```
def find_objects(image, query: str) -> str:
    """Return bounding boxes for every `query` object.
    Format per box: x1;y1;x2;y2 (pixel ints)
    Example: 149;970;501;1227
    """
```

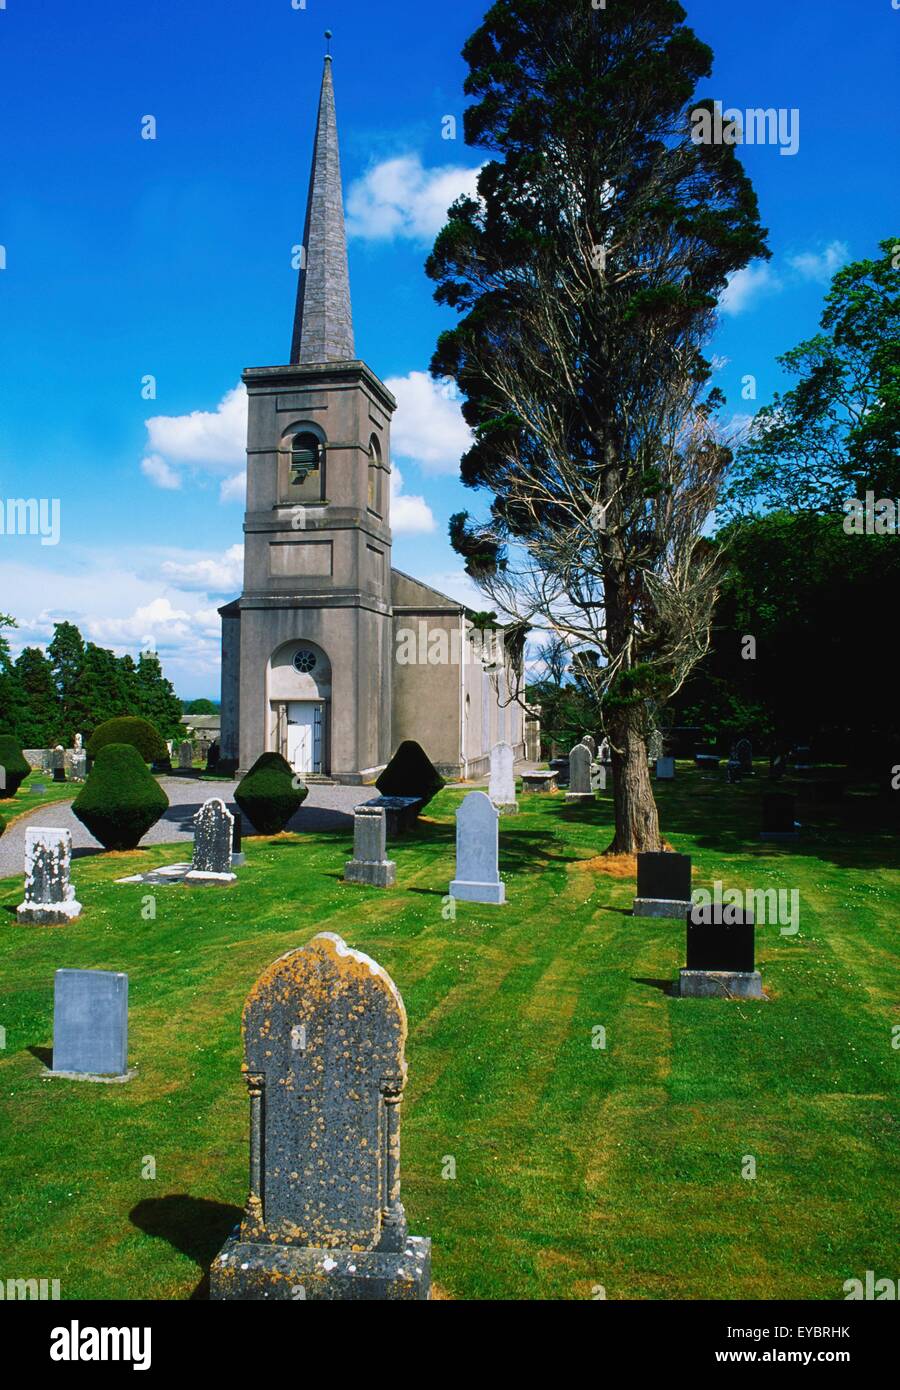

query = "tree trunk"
606;704;663;854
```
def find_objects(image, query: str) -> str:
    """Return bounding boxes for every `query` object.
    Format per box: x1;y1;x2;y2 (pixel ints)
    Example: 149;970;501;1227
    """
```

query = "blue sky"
0;0;897;695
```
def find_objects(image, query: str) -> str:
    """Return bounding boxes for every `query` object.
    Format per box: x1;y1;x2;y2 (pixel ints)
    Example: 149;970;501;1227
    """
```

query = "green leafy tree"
427;0;768;851
726;237;900;516
183;697;218;715
14;647;61;746
47;621;86;725
0;615;25;737
134;651;185;742
66;643;132;741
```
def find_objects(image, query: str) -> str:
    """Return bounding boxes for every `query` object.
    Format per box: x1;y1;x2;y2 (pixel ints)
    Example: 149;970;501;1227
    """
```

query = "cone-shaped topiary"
235;751;308;835
0;811;6;838
72;743;169;849
0;736;30;798
86;716;167;764
375;740;444;808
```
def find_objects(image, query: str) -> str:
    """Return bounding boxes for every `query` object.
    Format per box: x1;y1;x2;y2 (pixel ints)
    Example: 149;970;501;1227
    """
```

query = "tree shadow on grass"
130;1194;243;1301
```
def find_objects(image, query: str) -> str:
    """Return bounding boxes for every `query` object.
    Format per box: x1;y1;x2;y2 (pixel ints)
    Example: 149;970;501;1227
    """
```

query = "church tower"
220;53;396;781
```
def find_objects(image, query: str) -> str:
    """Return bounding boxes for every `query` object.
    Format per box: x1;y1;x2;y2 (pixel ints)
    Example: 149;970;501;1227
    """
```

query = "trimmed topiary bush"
72;743;169;850
375;740;445;808
0;736;30;798
235;751;308;835
0;811;6;838
86;717;167;764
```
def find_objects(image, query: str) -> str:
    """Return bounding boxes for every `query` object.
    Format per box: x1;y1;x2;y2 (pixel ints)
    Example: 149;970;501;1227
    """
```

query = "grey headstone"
51;969;128;1076
648;729;664;763
598;737;611;765
210;932;430;1299
186;798;236;883
178;740;194;769
566;743;595;803
17;827;82;924
488;741;517;813
580;735;597;758
345;805;396;887
449;790;505;905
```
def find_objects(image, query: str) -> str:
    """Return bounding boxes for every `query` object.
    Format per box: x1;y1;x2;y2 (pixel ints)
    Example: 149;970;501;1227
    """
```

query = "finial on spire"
324;30;332;58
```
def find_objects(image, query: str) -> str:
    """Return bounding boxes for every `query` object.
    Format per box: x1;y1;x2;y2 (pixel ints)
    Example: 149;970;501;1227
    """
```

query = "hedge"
86;717;167;764
72;743;169;850
235;752;308;835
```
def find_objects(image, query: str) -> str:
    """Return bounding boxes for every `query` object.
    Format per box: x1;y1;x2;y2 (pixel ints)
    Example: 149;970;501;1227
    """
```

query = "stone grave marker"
581;734;597;758
17;827;82;924
598;737;611;765
633;851;692;919
761;793;799;841
178;740;194;770
70;750;88;782
231;808;245;865
678;904;762;998
521;770;558;793
488;741;518;814
655;756;675;780
735;738;753;774
565;743;595;804
51;745;66;782
210;932;430;1299
449;790;506;904
47;969;133;1078
345;805;396;887
185;798;236;883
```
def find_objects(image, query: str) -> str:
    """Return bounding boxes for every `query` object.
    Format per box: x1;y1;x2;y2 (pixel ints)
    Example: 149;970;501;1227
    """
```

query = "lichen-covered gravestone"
70;750;88;782
178;740;193;770
185;798;236;884
565;743;595;804
48;968;132;1079
449;789;505;904
488;741;518;814
210;932;430;1300
16;827;82;924
345;805;396;887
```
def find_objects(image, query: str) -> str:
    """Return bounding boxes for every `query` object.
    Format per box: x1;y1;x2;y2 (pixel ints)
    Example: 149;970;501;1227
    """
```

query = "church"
219;54;528;783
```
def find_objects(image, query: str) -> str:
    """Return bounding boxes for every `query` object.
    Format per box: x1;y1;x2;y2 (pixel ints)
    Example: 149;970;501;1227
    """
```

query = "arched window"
290;432;321;486
367;435;382;514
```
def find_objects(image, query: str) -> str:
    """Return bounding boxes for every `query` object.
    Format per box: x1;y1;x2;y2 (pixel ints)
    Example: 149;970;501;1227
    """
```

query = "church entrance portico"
267;639;331;776
284;700;324;775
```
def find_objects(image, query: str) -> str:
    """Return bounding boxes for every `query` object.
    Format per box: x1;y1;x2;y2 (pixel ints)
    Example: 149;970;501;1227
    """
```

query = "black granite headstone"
637;852;692;903
686;904;755;972
231;810;242;855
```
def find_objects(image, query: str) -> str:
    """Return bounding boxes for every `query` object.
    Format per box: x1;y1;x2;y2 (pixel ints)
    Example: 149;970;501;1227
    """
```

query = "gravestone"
633;851;692;919
449;790;505;904
735;738;753;775
185;798;236;883
47;969;132;1079
488;741;518;814
345;805;396;887
361;795;421;838
70;750;87;782
52;745;66;782
761;793;799;841
210;932;430;1300
565;743;595;804
521;769;558;794
73;733;83;753
598;737;612;766
178;740;194;770
648;729;664;764
231;808;245;865
581;734;597;758
655;756;675;780
16;827;82;924
678;904;762;998
549;756;570;787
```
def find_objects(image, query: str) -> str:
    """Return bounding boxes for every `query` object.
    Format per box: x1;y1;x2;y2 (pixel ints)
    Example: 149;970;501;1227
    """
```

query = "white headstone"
449;790;505;905
16;827;82;924
488;742;517;813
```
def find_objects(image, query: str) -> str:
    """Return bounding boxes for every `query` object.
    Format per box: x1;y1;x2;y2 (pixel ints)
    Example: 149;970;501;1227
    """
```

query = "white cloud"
161;544;245;594
220;471;246;504
346;154;483;243
788;239;849;284
719;263;783;316
390;467;436;535
141;454;182;490
385;370;473;475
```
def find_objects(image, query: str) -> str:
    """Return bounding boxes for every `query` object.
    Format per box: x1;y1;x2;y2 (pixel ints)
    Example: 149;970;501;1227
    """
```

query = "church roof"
290;56;355;366
391;568;465;613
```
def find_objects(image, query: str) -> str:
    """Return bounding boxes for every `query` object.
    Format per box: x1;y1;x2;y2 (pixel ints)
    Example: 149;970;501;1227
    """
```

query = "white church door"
286;701;322;774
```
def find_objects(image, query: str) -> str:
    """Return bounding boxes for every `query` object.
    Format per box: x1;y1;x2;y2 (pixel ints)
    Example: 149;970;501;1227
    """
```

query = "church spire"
290;45;355;365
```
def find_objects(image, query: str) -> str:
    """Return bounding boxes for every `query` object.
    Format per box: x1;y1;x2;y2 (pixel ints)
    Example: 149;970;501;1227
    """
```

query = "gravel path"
0;777;368;878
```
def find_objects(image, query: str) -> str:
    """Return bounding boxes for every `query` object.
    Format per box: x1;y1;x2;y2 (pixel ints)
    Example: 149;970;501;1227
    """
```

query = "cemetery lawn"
0;773;82;827
0;769;897;1300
